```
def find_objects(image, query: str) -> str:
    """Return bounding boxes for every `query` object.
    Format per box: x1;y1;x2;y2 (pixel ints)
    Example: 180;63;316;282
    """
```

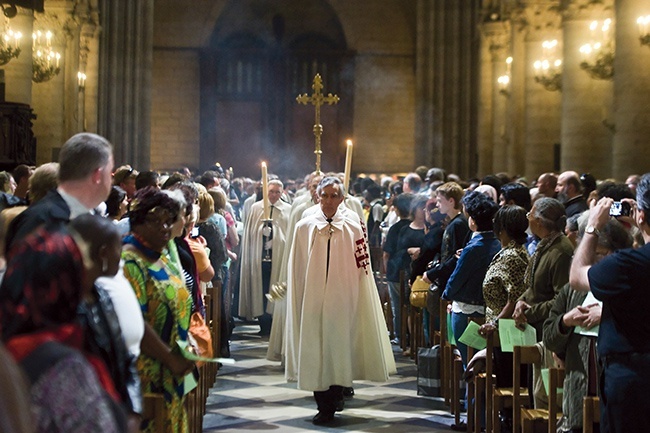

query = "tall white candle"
261;161;270;219
343;139;353;195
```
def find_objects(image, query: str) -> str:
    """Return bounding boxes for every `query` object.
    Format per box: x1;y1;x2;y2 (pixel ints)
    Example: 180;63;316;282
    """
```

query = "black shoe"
335;399;344;412
312;411;335;425
343;387;354;398
451;421;467;431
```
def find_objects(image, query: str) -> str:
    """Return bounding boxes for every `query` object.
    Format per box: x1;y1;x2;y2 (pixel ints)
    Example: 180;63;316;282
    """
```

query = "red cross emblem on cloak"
355;238;370;274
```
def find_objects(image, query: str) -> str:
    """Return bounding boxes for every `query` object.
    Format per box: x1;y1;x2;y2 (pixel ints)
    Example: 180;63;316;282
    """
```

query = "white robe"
285;207;396;391
266;197;316;361
238;199;291;320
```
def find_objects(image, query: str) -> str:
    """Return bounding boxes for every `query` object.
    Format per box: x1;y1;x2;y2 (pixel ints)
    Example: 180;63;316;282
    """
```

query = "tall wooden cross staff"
296;73;339;173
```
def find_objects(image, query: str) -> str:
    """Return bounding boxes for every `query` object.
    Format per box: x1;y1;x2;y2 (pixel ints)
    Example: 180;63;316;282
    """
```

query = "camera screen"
609;201;630;217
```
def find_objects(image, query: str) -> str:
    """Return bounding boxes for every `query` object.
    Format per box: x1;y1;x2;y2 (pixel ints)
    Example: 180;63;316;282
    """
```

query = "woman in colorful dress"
122;187;195;433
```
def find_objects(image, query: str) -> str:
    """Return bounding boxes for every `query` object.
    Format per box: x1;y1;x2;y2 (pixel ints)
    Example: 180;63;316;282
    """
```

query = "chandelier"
32;30;61;83
497;56;512;97
0;17;21;66
533;40;562;92
638;15;650;47
579;19;614;80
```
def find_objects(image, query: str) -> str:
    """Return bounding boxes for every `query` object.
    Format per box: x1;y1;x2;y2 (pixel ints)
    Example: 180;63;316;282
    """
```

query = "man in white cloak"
285;176;396;425
266;173;321;361
238;179;291;334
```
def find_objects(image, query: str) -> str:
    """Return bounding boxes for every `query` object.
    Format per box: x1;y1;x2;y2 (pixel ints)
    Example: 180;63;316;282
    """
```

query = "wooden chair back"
142;393;166;433
513;345;541;433
582;396;600;433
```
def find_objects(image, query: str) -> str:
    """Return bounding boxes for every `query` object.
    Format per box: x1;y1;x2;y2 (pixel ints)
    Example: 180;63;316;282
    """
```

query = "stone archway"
200;0;354;178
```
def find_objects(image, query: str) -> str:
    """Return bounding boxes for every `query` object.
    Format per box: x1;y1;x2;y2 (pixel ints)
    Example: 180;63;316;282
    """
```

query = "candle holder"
637;15;650;47
0;20;21;66
497;56;512;97
32;30;61;83
533;40;563;92
266;282;287;302
578;19;614;81
261;218;273;263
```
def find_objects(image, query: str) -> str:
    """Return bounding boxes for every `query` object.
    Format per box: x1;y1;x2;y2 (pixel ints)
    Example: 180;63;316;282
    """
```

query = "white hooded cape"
238;199;291;320
284;207;396;391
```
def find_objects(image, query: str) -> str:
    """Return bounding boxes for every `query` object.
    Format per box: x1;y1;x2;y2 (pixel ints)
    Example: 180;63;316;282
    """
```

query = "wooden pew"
520;367;564;433
141;393;165;433
512;345;542;433
582;396;600;433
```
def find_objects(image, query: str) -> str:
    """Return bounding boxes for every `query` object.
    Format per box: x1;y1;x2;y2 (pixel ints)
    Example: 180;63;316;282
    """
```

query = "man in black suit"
6;132;114;251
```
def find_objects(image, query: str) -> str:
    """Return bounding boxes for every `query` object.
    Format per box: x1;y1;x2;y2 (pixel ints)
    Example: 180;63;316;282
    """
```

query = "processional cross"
296;73;339;173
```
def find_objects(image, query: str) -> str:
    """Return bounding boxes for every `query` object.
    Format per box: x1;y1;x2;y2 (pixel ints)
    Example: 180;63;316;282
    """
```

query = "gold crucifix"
296;73;340;173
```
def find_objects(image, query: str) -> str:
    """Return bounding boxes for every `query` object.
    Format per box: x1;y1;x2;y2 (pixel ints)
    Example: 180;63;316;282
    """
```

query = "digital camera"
609;201;631;217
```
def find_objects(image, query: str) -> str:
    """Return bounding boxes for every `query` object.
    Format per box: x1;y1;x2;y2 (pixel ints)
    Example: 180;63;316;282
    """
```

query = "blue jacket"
442;231;501;305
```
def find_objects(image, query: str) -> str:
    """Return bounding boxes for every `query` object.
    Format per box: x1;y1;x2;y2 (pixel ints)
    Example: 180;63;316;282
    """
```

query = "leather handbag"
409;276;430;308
188;312;213;364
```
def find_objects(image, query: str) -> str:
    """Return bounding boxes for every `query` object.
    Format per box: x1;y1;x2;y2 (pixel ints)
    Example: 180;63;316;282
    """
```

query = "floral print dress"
122;248;192;433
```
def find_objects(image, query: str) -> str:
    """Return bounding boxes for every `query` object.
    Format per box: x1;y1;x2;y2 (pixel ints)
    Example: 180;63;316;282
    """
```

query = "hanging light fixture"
32;30;61;83
533;40;562;92
0;16;20;65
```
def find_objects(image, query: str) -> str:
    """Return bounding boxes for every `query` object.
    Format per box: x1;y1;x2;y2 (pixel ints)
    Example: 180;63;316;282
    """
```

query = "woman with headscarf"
0;226;125;432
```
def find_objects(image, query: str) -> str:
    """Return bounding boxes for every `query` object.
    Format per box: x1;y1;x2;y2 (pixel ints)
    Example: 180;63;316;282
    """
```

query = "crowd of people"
0;132;647;433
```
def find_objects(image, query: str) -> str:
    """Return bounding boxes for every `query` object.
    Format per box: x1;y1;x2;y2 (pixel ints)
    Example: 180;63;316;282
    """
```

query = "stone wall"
150;0;416;176
150;49;201;172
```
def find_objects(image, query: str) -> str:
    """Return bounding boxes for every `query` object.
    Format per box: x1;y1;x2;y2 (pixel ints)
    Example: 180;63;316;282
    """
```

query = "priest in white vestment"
285;176;396;425
238;179;291;334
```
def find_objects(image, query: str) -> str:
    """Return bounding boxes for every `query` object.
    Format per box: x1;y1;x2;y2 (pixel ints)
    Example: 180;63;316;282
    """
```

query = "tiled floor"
203;323;464;432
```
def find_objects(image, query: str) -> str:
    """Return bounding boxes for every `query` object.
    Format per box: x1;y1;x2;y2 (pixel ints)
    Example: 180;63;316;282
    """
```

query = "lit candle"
343;139;353;195
55;52;60;68
46;30;51;47
261;161;270;219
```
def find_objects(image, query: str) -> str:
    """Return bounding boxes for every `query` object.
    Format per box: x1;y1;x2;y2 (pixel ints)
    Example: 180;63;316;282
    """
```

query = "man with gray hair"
569;173;650;433
6;132;114;250
285;176;395;425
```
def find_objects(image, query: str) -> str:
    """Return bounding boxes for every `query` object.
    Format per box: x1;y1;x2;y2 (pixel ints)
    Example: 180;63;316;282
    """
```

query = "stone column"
478;19;510;177
560;1;613;179
77;2;100;134
510;2;562;181
98;0;153;168
414;0;437;168
506;21;527;178
611;0;650;180
489;23;511;175
4;7;34;105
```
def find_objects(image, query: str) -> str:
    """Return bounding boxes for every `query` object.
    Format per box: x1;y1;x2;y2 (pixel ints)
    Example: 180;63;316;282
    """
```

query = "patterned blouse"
122;248;192;433
482;241;530;323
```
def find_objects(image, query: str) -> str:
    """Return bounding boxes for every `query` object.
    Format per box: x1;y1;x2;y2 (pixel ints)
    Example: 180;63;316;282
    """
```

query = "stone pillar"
510;2;562;181
504;5;528;178
77;2;100;134
612;0;650;180
478;19;510;177
560;1;613;179
488;23;511;175
4;7;33;105
414;0;437;168
98;0;153;168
